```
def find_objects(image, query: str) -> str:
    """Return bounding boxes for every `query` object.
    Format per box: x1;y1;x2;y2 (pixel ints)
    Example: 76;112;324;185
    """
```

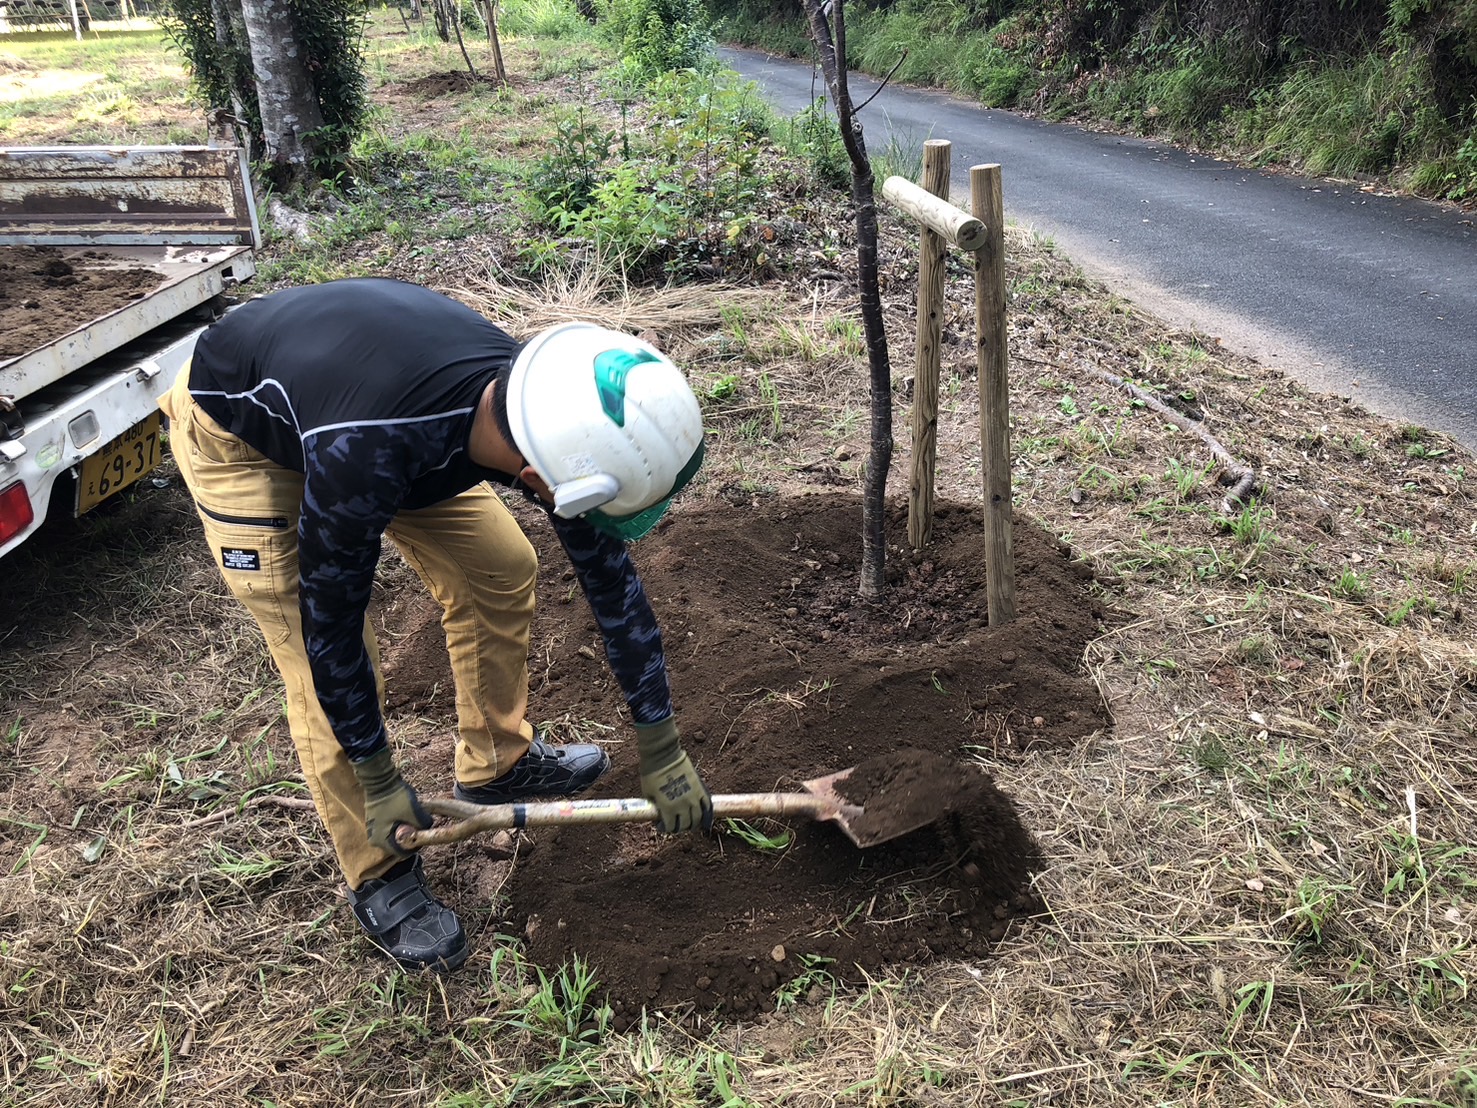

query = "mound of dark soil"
399;70;500;96
0;246;162;359
382;492;1109;1019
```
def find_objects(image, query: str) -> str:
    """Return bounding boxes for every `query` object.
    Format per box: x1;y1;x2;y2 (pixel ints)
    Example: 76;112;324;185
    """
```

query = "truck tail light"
0;481;35;547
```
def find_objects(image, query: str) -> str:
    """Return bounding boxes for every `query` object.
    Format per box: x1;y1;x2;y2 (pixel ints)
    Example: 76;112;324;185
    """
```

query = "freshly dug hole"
513;754;1041;1024
384;493;1107;1019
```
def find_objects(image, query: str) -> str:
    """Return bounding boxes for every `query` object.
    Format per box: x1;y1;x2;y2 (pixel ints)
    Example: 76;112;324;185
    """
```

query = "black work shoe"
453;738;610;805
349;856;468;972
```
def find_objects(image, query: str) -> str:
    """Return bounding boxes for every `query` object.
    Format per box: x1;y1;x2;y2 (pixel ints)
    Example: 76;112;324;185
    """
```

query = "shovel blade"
801;766;934;849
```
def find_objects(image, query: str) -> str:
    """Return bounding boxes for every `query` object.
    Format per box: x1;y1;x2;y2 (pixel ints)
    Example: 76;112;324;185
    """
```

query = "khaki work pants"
160;367;537;887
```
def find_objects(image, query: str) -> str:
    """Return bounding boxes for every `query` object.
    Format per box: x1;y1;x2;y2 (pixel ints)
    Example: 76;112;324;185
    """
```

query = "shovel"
396;767;923;851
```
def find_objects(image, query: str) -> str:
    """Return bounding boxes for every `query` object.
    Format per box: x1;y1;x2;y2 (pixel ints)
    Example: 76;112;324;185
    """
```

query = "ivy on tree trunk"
801;0;893;598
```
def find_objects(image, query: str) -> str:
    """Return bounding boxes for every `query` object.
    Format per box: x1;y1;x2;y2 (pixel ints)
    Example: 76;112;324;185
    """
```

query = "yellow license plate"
78;410;165;514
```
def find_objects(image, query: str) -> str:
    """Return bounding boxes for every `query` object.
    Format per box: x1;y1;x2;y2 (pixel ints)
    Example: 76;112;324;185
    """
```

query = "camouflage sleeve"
548;509;675;725
298;426;420;762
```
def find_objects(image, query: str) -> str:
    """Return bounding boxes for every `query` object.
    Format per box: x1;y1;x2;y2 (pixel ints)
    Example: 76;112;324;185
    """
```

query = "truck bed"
0;241;254;401
0;144;260;557
0;144;261;404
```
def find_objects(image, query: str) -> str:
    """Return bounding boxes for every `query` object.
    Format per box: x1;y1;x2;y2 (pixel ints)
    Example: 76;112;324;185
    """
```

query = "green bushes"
598;0;712;74
704;0;1477;198
527;70;780;277
500;0;589;38
781;100;850;188
848;6;960;89
1082;42;1253;134
954;40;1030;106
1235;54;1414;178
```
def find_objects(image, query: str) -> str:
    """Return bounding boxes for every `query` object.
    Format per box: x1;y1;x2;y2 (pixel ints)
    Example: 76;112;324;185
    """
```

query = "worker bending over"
159;277;711;971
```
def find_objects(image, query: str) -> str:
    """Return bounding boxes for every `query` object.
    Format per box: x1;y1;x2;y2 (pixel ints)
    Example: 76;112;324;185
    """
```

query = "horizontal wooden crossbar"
881;175;987;251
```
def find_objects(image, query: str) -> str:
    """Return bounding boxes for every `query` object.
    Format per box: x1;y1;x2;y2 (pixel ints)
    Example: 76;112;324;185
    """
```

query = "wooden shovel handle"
398;792;832;849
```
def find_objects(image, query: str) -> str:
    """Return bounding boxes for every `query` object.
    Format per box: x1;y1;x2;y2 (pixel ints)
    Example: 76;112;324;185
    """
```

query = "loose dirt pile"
837;747;990;844
380;492;1108;1019
0;246;163;360
399;70;501;96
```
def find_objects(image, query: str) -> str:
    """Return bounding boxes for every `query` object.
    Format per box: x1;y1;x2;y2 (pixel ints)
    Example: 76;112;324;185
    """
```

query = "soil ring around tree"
382;492;1111;1022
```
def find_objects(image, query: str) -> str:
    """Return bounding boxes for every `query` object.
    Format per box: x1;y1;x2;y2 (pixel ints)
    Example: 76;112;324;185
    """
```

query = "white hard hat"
505;322;705;540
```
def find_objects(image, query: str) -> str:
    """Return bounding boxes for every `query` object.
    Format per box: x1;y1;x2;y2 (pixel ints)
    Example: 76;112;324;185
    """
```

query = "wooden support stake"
908;139;950;551
972;164;1016;626
881;176;987;251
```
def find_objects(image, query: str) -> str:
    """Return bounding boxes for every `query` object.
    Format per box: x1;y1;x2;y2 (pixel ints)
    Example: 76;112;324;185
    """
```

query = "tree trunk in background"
483;0;507;84
446;0;479;79
238;0;327;190
802;0;892;599
208;0;252;151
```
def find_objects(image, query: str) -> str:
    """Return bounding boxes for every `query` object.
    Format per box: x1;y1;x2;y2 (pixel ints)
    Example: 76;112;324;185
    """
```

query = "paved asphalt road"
720;46;1477;451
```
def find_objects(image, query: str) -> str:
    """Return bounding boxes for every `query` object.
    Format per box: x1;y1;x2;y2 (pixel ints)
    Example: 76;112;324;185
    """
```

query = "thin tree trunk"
446;0;478;79
208;0;251;151
482;0;507;83
238;0;327;190
803;0;892;599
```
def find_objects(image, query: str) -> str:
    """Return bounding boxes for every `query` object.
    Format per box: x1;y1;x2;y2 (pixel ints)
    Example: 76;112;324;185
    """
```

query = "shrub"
954;37;1032;105
1234;53;1415;177
783;99;850;190
527;70;778;277
532;110;618;215
598;0;711;74
501;0;587;39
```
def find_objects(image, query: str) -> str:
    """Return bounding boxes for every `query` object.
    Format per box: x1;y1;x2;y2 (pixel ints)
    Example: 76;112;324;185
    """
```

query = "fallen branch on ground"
174;793;316;833
1019;351;1259;514
1086;364;1258;513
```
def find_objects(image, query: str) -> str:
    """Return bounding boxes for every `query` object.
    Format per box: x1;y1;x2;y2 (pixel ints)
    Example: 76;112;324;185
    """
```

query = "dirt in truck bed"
0;245;164;360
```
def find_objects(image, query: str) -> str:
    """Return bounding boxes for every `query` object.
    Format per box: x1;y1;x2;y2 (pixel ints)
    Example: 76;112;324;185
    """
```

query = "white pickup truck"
0;145;259;557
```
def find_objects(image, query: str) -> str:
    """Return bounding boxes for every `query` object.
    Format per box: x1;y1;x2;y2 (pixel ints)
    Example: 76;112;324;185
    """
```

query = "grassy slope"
1;10;1475;1107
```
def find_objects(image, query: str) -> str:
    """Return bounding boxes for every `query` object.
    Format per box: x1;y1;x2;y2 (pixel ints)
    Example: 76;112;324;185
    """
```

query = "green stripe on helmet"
593;348;663;427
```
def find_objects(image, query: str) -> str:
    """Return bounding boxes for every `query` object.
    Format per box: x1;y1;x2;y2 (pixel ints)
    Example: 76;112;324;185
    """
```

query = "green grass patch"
0;25;198;144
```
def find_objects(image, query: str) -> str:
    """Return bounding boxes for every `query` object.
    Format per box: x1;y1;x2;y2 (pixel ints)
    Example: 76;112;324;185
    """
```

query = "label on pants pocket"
222;547;262;571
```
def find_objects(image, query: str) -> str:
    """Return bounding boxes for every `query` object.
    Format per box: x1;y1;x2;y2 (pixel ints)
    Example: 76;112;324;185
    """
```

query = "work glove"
351;747;431;857
635;717;713;834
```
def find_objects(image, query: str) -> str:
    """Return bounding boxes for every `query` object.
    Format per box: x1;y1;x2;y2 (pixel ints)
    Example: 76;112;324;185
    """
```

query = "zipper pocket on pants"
200;504;291;529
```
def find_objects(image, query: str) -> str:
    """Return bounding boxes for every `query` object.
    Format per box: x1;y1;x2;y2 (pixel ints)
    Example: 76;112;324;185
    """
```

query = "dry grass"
450;255;777;339
2;10;1475;1108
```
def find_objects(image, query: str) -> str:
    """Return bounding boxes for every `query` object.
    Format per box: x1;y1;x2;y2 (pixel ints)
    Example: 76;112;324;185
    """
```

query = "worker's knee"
500;528;539;600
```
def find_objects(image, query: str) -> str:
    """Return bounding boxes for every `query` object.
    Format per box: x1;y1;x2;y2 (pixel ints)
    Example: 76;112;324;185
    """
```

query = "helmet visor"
580;436;705;542
584;498;673;541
